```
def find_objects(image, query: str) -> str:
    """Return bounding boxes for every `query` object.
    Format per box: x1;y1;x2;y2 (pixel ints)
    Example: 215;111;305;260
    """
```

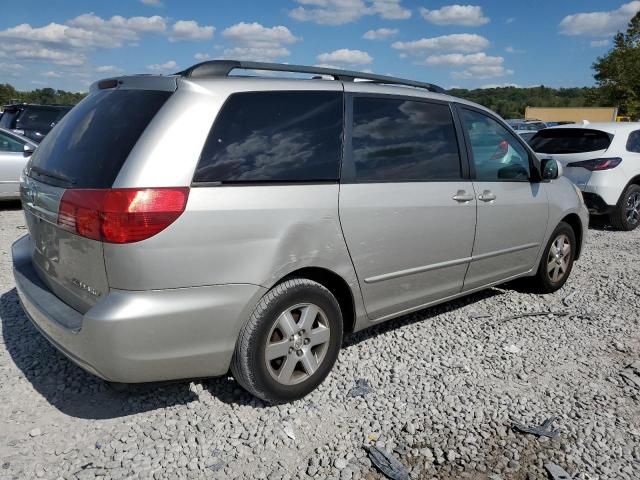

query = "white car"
0;127;36;199
529;122;640;230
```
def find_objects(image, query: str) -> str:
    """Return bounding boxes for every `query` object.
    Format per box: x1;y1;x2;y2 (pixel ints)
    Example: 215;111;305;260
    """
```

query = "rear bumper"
582;192;616;215
12;234;266;383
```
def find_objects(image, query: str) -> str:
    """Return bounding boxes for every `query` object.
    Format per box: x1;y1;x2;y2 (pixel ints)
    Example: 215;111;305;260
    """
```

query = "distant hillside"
448;86;602;119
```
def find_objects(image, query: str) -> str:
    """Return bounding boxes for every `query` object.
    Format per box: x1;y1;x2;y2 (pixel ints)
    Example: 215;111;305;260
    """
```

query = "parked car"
529;122;640;230
517;131;537;144
0;127;36;199
0;103;72;143
11;61;587;402
506;119;548;131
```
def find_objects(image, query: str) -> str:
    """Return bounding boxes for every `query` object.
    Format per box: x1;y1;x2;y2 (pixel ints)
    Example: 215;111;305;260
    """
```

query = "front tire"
231;278;343;403
610;184;640;231
529;221;576;293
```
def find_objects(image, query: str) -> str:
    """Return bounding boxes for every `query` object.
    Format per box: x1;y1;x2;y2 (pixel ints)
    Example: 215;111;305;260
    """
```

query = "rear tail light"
58;187;189;243
566;157;622;171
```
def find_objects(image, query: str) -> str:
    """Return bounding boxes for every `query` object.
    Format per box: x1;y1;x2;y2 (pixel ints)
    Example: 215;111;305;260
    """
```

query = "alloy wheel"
625;191;640;225
547;234;571;283
265;303;331;386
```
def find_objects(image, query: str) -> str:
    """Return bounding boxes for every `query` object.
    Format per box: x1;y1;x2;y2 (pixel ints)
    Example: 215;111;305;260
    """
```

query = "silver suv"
12;61;588;402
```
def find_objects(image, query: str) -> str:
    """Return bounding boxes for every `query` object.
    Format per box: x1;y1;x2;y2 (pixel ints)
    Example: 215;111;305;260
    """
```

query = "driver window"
462;109;531;182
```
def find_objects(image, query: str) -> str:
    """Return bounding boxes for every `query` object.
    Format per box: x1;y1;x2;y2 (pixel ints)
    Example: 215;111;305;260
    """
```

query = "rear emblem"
71;278;101;297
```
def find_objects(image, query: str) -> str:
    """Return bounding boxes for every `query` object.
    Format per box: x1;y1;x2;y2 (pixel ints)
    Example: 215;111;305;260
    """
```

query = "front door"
339;93;476;320
458;106;549;291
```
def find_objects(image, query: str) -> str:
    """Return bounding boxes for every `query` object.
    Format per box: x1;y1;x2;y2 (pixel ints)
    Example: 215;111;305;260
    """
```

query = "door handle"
452;190;475;202
478;190;497;202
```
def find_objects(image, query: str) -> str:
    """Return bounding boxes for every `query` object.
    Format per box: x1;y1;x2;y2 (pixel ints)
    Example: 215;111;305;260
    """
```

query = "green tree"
592;11;640;118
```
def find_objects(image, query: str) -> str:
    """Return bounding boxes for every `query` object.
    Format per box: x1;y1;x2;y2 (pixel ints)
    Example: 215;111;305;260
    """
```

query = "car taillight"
566;157;622;171
58;187;189;243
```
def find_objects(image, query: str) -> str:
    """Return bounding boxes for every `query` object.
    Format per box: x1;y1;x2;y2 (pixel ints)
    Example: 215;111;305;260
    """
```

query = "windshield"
529;128;613;154
28;89;171;188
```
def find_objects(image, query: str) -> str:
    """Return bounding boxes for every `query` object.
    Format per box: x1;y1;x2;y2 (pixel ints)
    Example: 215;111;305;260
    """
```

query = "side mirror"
23;144;35;157
540;158;562;180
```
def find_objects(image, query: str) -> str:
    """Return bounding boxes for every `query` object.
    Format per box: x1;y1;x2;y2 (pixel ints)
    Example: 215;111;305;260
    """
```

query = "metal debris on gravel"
347;378;372;397
364;445;408;480
544;462;572;480
512;417;560;438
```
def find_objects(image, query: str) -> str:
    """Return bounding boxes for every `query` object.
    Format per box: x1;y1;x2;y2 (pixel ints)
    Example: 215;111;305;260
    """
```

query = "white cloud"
146;60;177;71
422;52;503;67
363;28;398;40
452;65;514;79
140;0;163;6
169;20;214;42
95;65;119;73
392;33;489;55
420;5;490;26
289;0;410;26
505;46;525;54
317;49;373;66
194;52;211;61
0;62;24;76
42;70;62;78
222;22;299;61
505;17;515;24
0;13;168;68
590;39;610;47
559;1;640;37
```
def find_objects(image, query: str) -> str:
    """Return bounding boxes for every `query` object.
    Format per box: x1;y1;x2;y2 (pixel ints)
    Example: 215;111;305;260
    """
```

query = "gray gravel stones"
1;204;640;479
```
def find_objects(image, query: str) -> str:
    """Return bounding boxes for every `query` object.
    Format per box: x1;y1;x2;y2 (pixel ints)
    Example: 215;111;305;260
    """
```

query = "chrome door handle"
478;190;497;202
452;190;475;202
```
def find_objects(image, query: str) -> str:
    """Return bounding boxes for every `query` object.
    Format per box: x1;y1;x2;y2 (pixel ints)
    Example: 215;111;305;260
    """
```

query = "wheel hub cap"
626;192;640;224
264;303;331;386
546;233;571;283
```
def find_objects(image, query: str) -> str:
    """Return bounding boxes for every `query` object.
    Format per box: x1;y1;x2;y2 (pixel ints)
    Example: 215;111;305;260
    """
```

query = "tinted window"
194;91;343;183
0;131;25;152
28;89;171;188
529;128;612;154
462;109;530;182
627;130;640;153
16;107;68;132
351;97;461;182
0;110;18;129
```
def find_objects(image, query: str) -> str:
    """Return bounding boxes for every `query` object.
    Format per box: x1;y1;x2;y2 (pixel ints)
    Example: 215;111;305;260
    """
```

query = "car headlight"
573;184;584;204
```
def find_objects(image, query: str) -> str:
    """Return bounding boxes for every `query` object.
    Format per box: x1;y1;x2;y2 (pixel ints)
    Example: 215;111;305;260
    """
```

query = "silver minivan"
12;61;588;402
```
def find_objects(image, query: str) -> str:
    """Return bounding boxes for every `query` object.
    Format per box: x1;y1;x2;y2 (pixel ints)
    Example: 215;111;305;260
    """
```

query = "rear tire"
231;278;343;403
610;184;640;231
528;221;576;293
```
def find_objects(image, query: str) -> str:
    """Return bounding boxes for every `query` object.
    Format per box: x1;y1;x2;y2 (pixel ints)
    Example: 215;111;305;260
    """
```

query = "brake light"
58;188;189;243
566;157;622;171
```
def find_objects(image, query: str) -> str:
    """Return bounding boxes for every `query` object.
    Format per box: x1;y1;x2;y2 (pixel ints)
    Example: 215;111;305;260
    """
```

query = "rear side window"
529;128;612;154
28;89;171;188
351;97;461;182
0;131;25;152
16;107;68;131
627;130;640;153
194;91;343;184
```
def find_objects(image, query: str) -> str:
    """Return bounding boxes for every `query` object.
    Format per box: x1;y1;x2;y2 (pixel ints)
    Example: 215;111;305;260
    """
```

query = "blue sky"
1;0;638;92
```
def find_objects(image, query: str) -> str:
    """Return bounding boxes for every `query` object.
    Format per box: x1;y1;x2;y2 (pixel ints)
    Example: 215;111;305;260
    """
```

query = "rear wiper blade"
29;166;76;185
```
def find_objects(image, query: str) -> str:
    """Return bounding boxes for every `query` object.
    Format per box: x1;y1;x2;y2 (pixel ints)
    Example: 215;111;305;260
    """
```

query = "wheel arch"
561;213;583;260
279;267;357;335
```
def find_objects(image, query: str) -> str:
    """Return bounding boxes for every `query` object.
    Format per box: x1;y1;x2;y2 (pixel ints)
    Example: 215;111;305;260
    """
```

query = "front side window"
462;109;531;182
194;91;343;183
351;97;461;182
627;130;640;153
0;131;25;153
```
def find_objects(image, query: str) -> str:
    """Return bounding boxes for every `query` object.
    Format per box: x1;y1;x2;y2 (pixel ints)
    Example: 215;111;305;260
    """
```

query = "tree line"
0;83;86;107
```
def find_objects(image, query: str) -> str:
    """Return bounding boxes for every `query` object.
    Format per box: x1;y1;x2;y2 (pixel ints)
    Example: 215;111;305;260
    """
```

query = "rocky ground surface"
0;202;639;480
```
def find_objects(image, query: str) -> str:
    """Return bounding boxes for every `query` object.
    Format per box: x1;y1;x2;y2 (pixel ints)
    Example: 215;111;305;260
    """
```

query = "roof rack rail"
175;60;446;94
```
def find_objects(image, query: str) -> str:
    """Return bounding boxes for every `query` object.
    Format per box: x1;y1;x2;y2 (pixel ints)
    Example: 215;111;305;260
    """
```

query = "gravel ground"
0;202;639;480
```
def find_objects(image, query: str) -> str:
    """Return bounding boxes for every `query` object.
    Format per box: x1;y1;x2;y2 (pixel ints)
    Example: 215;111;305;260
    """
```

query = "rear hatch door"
21;84;173;314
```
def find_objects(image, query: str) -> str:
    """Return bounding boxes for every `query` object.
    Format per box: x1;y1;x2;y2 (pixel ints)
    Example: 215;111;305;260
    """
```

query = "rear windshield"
27;89;171;188
529;128;612;154
16;107;69;132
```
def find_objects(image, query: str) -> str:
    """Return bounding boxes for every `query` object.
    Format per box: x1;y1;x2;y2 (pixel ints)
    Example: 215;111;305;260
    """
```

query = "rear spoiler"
89;75;177;93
